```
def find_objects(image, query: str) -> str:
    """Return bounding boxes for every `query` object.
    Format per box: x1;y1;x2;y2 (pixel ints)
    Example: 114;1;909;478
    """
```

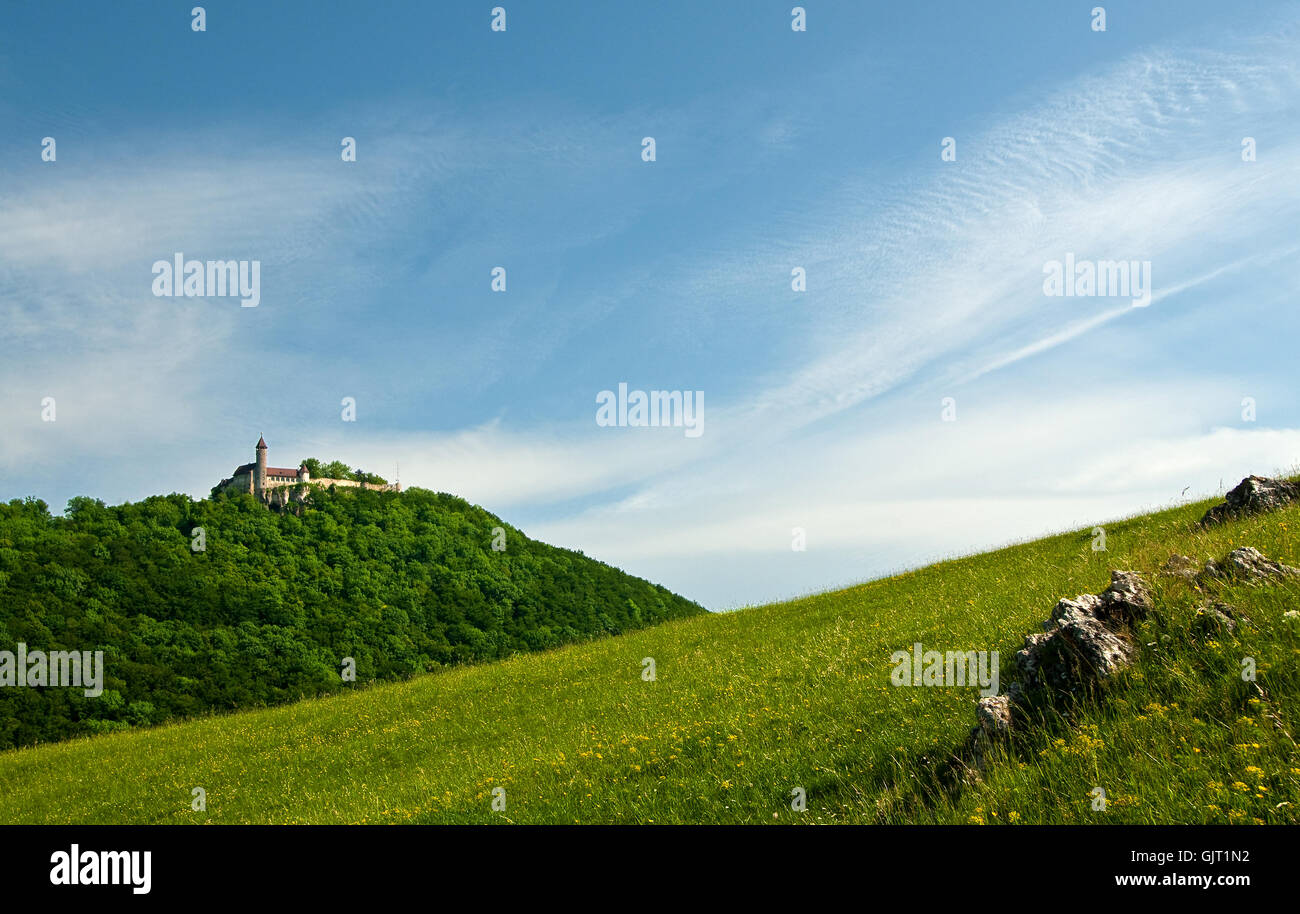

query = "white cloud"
525;384;1300;607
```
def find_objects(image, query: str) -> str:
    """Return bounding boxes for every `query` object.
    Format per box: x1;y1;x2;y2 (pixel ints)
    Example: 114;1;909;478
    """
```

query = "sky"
2;1;1298;610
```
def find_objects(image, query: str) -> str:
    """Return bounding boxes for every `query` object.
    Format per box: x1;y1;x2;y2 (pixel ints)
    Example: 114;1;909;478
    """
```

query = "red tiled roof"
231;463;303;477
256;436;268;449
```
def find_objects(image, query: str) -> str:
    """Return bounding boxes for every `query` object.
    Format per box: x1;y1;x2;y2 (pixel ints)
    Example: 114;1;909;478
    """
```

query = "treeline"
0;487;703;749
299;458;387;485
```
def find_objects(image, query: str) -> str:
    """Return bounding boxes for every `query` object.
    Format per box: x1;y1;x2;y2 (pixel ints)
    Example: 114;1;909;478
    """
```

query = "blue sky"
2;1;1299;609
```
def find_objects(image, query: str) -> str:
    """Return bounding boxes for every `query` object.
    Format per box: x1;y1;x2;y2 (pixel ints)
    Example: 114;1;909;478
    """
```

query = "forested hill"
0;486;704;749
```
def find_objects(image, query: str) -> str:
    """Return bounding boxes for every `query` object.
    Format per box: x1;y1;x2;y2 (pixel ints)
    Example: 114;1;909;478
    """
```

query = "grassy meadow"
1;489;1297;824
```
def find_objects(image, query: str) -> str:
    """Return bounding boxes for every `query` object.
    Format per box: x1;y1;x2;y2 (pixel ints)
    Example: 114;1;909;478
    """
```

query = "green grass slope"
1;489;1297;824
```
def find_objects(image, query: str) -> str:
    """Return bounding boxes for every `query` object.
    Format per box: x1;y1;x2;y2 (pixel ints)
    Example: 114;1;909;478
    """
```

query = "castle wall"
219;472;254;494
223;474;398;496
308;478;401;492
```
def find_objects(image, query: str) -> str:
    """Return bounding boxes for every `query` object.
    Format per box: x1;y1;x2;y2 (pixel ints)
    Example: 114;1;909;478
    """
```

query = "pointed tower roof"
256;435;268;449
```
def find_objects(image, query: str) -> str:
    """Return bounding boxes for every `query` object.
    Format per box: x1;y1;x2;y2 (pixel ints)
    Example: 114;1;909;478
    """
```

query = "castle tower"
255;435;268;499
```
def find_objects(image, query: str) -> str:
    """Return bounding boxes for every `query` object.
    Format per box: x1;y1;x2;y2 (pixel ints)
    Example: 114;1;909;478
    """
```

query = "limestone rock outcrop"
264;485;312;510
1200;546;1300;585
963;536;1296;781
1017;570;1151;695
1200;476;1300;526
968;570;1152;762
1160;553;1200;581
975;695;1013;737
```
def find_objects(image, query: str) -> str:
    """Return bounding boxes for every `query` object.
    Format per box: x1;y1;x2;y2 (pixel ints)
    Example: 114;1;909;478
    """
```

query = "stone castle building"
217;436;400;504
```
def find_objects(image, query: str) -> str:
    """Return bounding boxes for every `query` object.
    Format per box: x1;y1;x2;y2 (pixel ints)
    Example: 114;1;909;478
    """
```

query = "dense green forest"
0;486;703;749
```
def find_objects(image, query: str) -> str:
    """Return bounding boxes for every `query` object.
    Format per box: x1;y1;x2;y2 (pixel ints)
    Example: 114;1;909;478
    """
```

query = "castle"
216;436;400;504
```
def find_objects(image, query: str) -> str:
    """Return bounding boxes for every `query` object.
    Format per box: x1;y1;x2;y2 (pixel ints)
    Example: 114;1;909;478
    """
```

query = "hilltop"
0;486;704;750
